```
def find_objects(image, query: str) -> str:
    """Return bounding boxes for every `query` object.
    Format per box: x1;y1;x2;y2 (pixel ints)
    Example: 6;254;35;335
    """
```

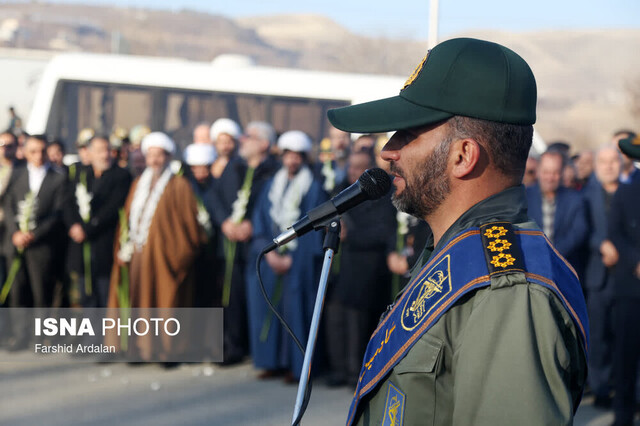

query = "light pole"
428;0;440;49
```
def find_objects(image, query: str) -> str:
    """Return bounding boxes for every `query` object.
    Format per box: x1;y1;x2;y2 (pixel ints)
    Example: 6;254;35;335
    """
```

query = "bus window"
236;94;269;126
270;98;327;141
51;81;153;151
77;84;106;134
166;91;232;150
113;88;151;131
48;81;348;153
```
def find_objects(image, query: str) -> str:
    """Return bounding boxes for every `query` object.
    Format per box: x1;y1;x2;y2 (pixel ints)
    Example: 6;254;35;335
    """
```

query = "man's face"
131;149;146;174
215;133;236;158
523;157;538;187
537;154;563;195
612;133;633;170
190;165;210;184
193;125;212;145
78;146;91;166
374;137;390;172
16;133;26;160
24;137;46;168
89;138;112;173
595;147;621;185
145;147;169;176
353;136;375;152
381;122;452;218
329;127;350;156
347;152;370;185
0;133;17;161
563;164;576;188
118;142;130;162
46;144;64;166
282;151;304;177
575;151;594;180
239;129;268;160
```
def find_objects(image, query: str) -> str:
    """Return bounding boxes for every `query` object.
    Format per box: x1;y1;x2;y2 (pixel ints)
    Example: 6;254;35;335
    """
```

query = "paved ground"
0;350;633;425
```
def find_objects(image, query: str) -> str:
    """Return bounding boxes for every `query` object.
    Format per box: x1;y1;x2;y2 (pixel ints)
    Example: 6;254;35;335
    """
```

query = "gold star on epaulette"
490;253;516;268
487;239;512;253
484;226;508;239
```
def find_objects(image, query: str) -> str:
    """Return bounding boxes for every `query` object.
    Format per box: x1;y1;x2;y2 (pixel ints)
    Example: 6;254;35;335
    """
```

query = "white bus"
25;52;406;151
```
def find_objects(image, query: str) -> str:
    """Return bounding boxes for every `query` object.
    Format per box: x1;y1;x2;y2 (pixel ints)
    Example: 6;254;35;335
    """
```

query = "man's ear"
450;138;481;179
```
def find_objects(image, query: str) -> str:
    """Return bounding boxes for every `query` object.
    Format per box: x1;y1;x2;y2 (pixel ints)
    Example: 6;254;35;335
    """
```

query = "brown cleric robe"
106;172;207;360
108;173;206;308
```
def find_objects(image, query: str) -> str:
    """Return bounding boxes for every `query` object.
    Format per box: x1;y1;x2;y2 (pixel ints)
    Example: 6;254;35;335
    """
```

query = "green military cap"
618;133;640;160
327;37;537;133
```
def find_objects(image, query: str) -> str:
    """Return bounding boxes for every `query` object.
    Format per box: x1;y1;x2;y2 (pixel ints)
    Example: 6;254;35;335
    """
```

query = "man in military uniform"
327;37;588;425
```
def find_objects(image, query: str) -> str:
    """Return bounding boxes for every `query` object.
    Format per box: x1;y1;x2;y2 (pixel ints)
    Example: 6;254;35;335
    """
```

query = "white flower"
321;161;336;193
75;182;93;222
117;241;134;263
230;186;250;224
16;192;37;232
197;202;212;235
397;211;410;236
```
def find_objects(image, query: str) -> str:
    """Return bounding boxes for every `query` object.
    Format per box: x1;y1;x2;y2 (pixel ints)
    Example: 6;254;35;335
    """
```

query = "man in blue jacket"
526;150;589;278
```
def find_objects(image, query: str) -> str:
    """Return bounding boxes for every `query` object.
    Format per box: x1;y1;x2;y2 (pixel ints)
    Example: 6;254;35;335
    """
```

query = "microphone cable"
256;248;313;426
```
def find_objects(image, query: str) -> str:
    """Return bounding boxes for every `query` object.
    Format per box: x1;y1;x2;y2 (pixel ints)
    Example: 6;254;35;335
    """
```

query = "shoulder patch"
382;382;405;426
480;222;525;277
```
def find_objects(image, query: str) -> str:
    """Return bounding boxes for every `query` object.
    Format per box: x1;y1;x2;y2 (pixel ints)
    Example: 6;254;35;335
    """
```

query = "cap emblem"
402;50;430;91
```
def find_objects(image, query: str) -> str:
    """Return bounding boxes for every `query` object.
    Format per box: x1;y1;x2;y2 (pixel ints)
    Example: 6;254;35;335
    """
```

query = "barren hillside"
1;2;638;149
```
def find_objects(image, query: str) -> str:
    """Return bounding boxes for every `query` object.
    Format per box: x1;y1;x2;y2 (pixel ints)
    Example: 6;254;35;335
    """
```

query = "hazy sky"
29;0;640;39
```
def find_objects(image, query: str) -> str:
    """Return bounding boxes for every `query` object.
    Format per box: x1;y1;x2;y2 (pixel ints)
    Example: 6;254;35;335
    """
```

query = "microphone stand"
291;220;341;426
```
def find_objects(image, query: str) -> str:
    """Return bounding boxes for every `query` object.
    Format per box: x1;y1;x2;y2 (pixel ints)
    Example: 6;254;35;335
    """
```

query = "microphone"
263;168;392;253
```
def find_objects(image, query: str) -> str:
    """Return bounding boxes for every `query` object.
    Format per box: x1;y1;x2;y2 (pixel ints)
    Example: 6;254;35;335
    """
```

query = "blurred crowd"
1;105;639;400
523;130;640;412
0;110;427;386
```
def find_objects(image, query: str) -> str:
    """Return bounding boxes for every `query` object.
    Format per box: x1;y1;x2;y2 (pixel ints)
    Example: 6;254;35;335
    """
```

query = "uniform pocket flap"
395;335;443;374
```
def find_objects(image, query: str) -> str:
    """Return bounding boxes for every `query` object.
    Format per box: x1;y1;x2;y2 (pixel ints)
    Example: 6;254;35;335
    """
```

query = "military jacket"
353;186;588;426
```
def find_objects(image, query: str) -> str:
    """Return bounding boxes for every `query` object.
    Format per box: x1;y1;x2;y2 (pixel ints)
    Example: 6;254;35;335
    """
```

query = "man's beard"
391;140;451;218
150;163;168;179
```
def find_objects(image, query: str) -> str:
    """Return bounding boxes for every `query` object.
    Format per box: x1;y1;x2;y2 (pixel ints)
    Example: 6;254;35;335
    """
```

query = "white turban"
278;130;312;153
141;132;175;155
210;118;242;142
184;143;216;166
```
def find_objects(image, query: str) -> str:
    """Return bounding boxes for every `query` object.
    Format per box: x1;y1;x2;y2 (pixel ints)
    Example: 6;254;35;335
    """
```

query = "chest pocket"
385;335;444;426
395;334;443;374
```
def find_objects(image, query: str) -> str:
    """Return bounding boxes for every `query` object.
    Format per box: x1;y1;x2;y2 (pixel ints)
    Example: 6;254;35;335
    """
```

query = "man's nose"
380;134;403;162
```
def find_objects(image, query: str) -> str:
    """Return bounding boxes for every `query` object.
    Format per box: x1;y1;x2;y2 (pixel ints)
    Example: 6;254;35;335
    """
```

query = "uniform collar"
414;185;530;276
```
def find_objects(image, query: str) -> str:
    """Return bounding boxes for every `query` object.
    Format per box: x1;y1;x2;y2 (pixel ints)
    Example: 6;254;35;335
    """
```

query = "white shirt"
27;163;48;195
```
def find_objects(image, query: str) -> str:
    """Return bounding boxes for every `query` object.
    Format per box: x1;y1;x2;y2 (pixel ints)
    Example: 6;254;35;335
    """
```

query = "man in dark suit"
609;135;640;426
3;134;66;309
0;131;18;293
582;143;623;408
2;134;66;349
324;150;396;387
64;135;131;307
525;150;589;276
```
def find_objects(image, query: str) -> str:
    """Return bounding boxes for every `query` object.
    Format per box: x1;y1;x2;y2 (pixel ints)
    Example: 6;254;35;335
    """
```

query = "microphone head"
358;168;392;200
